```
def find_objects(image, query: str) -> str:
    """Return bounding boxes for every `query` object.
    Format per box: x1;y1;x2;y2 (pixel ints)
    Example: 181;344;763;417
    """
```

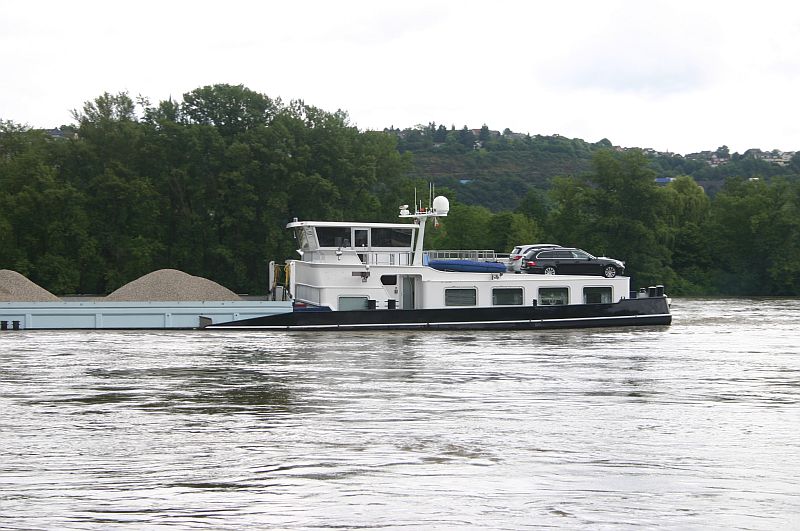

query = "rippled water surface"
1;298;799;529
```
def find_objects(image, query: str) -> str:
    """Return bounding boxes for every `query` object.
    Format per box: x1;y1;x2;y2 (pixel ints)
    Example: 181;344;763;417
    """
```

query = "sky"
2;0;800;155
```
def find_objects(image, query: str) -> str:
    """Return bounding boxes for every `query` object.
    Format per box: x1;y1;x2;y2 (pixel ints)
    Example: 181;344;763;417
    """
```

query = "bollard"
0;321;7;331
12;320;21;330
388;299;397;310
367;299;376;310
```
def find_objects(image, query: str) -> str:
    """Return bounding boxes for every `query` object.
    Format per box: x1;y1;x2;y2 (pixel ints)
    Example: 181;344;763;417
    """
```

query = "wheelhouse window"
339;296;369;311
317;227;351;247
583;287;612;304
538;287;568;306
493;287;523;306
372;228;413;247
445;288;477;306
354;229;369;248
294;227;312;250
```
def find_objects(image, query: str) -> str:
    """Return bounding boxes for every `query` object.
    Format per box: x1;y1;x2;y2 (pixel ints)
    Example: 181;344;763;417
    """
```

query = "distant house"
685;150;729;166
502;131;528;141
762;151;795;166
471;128;500;138
742;148;795;166
43;127;78;140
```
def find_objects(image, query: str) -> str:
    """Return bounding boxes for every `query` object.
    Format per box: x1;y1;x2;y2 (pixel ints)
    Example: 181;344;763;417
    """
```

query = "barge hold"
0;269;292;330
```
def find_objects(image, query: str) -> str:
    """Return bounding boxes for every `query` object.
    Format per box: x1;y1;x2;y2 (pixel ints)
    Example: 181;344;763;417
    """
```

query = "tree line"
1;84;799;296
0;85;410;294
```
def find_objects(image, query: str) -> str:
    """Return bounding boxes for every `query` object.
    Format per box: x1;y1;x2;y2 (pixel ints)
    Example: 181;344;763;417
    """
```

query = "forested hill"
2;84;800;297
392;124;800;211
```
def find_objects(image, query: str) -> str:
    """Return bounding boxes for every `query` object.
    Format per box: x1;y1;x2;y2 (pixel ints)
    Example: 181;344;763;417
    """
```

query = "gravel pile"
105;269;241;301
0;269;62;302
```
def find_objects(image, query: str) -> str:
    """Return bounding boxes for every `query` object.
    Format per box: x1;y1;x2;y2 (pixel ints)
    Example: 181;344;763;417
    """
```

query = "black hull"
207;297;671;331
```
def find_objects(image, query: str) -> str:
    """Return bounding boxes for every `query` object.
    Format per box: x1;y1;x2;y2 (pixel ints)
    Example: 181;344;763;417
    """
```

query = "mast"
399;195;450;266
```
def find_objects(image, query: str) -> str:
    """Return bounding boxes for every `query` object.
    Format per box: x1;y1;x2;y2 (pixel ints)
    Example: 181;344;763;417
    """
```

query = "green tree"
478;124;491;143
458;126;475;150
427;202;492;250
707;177;800;294
433;124;448;143
182;84;277;137
661;176;712;293
486;212;542;252
516;188;550;225
545;150;673;287
705;178;774;293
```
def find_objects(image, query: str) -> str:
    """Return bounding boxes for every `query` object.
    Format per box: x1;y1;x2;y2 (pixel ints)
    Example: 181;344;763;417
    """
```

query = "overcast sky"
2;0;799;155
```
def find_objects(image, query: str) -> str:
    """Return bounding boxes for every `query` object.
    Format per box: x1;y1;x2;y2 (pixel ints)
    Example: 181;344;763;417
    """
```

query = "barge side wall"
0;300;293;330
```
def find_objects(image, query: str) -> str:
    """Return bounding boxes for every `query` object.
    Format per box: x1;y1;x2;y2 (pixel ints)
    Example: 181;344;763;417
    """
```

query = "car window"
572;250;591;259
554;251;573;258
537;251;555;259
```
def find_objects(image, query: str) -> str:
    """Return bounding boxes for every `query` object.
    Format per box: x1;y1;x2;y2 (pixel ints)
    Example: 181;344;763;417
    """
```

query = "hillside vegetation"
394;124;800;210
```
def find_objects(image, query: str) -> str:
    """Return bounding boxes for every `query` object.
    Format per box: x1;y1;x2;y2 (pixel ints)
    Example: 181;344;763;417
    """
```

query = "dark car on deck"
506;243;560;272
522;247;625;278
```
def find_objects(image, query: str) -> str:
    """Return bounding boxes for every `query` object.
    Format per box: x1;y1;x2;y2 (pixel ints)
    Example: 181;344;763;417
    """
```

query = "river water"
1;298;799;530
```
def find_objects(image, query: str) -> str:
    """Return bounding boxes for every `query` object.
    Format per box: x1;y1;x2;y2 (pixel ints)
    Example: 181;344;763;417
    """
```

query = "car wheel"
543;266;557;275
603;265;617;278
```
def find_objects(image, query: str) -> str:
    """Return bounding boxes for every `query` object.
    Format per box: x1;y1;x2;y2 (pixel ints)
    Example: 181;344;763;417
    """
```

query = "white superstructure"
283;196;631;312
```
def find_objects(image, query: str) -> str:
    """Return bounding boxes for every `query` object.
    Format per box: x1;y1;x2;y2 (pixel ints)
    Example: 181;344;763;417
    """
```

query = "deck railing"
425;250;507;261
359;252;413;266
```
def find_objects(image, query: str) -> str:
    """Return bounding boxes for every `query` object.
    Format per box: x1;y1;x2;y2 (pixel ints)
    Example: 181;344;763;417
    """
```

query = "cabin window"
493;287;523;306
583;287;612;304
445;288;477;306
294;228;312;250
317;227;351;247
339;296;369;311
538;287;568;306
380;275;397;286
354;229;369;248
372;228;413;247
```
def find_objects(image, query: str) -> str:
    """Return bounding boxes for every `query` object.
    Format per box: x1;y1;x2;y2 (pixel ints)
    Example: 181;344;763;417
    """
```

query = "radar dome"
432;195;450;214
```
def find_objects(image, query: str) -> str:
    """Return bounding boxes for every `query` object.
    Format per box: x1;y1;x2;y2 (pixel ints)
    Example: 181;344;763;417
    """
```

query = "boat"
207;196;671;331
427;259;507;273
